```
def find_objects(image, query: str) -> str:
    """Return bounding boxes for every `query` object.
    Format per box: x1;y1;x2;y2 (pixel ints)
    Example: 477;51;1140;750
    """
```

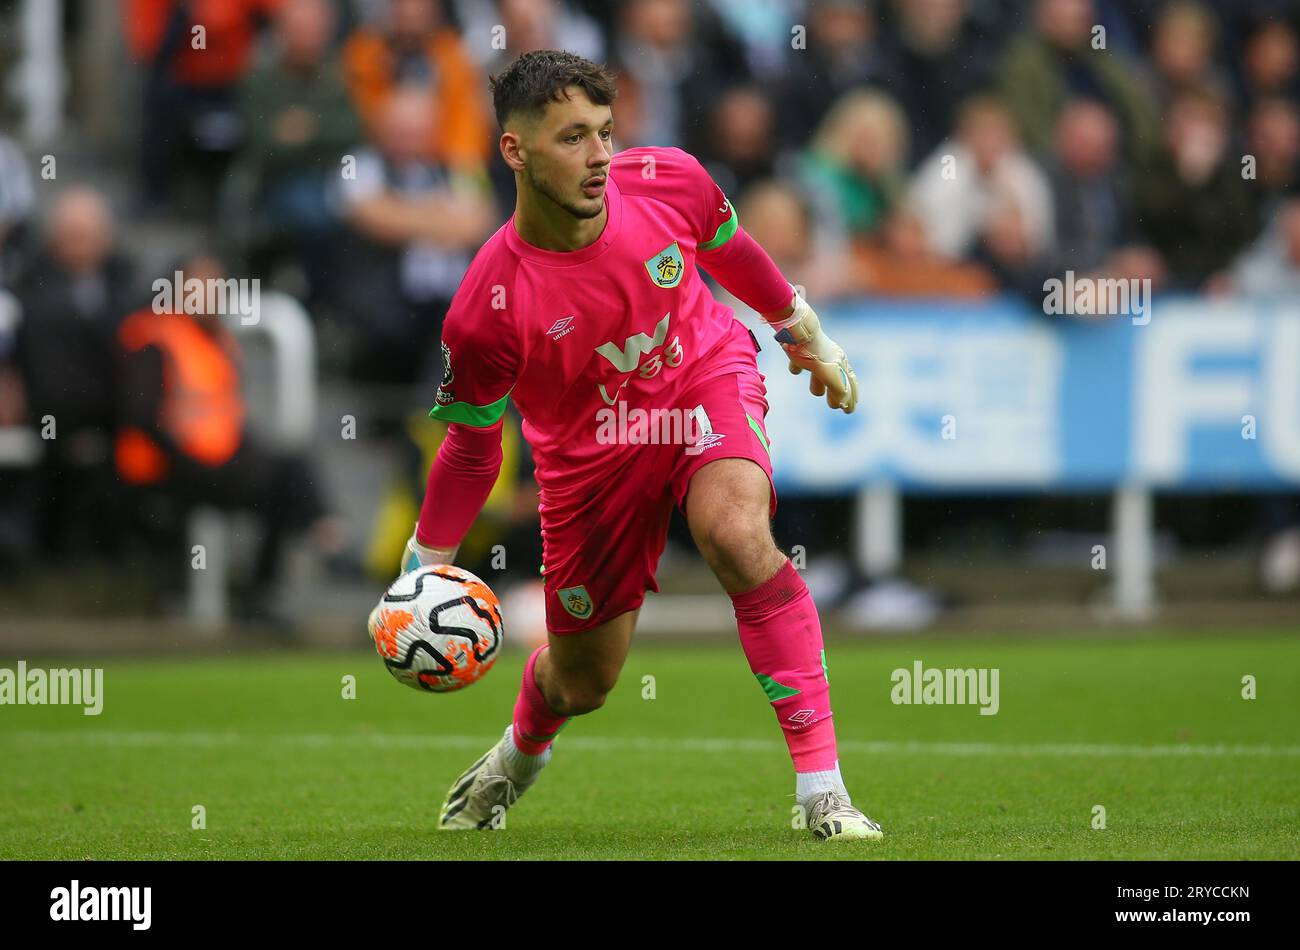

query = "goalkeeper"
403;49;875;843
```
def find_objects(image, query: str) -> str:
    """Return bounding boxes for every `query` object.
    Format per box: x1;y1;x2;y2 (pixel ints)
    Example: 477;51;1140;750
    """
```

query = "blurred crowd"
3;0;1300;621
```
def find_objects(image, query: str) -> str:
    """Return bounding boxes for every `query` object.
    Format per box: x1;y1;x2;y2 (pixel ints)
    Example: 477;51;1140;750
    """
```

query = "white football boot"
438;725;548;830
805;789;884;842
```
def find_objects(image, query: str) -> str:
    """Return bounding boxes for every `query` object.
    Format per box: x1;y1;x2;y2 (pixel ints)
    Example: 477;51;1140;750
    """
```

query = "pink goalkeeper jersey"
429;145;764;494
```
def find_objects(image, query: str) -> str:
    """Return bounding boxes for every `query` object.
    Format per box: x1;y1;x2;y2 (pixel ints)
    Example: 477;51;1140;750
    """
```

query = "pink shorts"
539;339;776;635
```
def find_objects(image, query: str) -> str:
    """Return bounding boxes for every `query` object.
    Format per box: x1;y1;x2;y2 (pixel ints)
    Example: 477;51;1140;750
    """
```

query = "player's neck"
513;186;607;252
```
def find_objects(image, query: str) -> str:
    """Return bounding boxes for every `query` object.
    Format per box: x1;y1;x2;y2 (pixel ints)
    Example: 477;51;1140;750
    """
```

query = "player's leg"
506;606;639;759
674;351;884;839
440;459;668;831
685;458;845;788
686;458;881;841
683;458;785;592
438;608;639;831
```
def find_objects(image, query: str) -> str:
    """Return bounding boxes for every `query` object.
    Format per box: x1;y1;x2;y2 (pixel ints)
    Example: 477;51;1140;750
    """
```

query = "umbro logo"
547;316;576;340
684;431;726;456
789;708;817;725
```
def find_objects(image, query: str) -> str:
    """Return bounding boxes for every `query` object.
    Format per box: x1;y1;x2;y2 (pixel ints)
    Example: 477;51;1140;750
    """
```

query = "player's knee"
697;511;776;580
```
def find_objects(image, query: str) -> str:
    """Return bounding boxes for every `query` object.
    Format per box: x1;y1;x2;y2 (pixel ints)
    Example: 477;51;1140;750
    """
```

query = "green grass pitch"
1;633;1297;860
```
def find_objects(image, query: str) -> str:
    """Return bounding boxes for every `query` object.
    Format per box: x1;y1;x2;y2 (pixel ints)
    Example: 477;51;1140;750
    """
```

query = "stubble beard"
528;162;604;220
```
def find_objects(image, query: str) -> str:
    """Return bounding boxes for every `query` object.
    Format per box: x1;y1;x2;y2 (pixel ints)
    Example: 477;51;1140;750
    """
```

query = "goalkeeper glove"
402;525;458;574
765;285;859;414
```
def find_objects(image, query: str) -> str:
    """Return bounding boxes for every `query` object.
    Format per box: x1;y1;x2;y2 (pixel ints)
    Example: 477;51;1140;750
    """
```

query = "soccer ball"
368;564;504;692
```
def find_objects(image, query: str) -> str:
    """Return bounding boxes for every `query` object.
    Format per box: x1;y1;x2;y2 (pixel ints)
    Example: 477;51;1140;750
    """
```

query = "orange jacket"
116;310;245;485
343;27;492;168
124;0;282;89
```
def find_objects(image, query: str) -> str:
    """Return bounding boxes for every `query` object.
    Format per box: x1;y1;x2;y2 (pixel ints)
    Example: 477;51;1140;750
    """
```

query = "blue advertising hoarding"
758;297;1300;492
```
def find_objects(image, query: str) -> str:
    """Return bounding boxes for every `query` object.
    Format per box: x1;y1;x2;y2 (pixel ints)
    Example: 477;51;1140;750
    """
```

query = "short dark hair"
488;49;618;130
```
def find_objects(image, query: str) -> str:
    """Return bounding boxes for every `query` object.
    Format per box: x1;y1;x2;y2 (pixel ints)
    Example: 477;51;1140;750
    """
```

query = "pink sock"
730;560;838;772
511;644;569;754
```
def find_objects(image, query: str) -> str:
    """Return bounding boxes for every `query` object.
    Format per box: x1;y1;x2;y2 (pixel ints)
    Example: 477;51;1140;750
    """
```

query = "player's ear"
500;129;527;173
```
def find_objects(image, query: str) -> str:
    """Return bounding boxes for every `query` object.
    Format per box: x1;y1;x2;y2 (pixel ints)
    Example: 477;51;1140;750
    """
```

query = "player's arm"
403;307;519;572
680;150;858;414
404;418;505;569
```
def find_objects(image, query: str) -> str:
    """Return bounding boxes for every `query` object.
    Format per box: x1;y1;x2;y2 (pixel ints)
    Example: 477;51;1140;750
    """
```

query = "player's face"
521;88;614;220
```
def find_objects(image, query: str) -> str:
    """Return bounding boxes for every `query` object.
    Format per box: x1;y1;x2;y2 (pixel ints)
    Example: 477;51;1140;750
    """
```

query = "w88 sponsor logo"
637;335;683;379
594;312;687;403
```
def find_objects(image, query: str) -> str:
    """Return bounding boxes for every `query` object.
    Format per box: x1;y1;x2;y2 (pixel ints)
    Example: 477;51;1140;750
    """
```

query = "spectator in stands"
796;88;909;241
878;0;992;167
609;0;751;151
775;0;882;157
336;88;496;386
1040;97;1165;304
697;84;779;200
459;0;605;76
703;0;801;78
853;205;998;297
908;95;1055;266
223;0;361;303
1047;99;1131;274
1244;96;1300;230
1239;15;1300;108
13;188;138;559
0;134;35;287
972;194;1059;299
343;0;492;171
124;0;282;215
1133;87;1257;289
711;179;861;307
1040;102;1175;314
995;0;1161;167
115;251;343;626
1224;198;1300;295
15;189;135;432
1147;1;1229;109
